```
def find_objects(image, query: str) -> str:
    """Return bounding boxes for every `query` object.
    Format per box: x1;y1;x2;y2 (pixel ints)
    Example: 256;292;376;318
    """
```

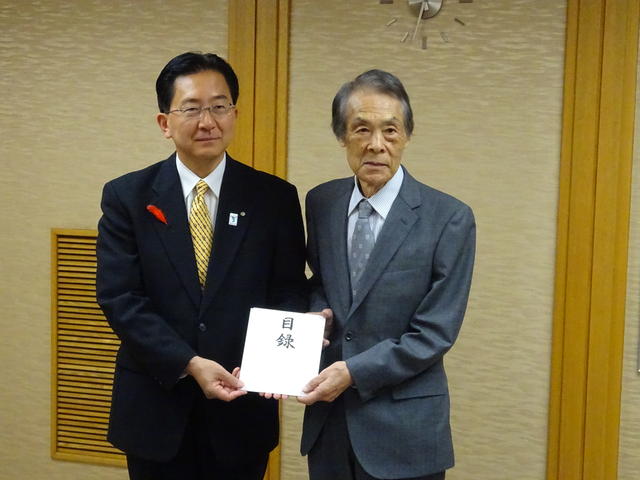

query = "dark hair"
155;52;239;113
331;69;414;140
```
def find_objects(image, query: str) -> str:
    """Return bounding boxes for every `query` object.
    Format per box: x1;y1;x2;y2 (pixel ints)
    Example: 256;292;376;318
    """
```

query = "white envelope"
239;307;325;396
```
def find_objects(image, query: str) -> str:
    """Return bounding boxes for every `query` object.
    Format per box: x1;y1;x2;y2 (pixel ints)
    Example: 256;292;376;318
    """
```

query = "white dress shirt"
175;153;226;226
347;167;404;252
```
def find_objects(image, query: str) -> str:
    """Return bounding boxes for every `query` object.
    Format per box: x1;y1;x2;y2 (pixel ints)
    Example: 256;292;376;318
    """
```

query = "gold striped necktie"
189;180;213;287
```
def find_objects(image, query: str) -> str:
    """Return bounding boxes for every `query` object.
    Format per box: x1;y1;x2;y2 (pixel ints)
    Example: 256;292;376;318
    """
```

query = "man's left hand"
297;361;352;405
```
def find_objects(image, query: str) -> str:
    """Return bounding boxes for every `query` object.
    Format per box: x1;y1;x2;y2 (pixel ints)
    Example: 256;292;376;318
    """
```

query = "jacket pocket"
391;373;448;400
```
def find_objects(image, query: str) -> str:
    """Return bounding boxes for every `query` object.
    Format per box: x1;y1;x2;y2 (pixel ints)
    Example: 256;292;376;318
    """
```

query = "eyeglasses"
168;104;236;119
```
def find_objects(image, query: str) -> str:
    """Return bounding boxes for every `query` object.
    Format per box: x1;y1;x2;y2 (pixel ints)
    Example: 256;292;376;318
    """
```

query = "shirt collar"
175;153;226;200
348;166;404;219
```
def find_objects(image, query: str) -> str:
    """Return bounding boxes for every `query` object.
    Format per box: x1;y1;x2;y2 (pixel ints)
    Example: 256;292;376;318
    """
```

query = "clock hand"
412;0;428;41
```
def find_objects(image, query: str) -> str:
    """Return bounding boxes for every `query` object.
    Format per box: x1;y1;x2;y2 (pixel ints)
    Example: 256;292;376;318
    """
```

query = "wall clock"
379;0;474;49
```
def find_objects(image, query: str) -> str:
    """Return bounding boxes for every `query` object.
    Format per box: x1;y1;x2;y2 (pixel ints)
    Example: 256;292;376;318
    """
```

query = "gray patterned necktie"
349;199;375;296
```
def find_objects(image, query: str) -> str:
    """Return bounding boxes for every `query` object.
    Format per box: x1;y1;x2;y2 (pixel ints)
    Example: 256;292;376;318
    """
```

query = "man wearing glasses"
96;52;307;480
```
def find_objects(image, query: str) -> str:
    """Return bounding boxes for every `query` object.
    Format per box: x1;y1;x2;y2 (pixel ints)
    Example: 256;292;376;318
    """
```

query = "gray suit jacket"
301;167;475;479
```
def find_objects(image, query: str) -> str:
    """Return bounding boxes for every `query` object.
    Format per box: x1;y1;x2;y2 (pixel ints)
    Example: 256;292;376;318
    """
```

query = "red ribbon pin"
146;204;168;225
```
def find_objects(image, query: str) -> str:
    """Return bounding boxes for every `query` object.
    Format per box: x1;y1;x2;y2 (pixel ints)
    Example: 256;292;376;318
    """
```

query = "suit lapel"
325;183;353;322
199;158;256;315
348;169;421;317
150;156;201;309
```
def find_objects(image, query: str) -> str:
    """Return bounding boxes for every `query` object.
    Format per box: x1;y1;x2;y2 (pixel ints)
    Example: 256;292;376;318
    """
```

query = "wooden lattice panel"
51;229;125;466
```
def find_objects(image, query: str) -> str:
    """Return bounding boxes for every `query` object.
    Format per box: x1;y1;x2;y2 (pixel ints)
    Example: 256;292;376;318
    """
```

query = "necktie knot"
358;199;374;219
195;179;209;197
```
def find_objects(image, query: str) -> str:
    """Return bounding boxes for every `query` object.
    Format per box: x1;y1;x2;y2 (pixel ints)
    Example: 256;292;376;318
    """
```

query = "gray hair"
331;69;414;140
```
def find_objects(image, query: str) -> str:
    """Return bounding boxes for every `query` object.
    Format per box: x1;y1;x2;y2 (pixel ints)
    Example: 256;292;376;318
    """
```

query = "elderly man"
299;70;476;480
96;52;307;480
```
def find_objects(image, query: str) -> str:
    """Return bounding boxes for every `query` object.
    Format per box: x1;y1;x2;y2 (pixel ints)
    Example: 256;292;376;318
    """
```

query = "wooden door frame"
547;1;639;479
228;0;289;179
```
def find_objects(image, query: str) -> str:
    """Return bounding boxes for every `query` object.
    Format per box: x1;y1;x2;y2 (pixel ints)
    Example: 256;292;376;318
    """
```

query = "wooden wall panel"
547;1;639;479
228;0;257;167
228;0;289;179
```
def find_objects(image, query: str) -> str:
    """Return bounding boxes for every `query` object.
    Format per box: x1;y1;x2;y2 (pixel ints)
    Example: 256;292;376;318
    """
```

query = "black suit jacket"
96;154;307;462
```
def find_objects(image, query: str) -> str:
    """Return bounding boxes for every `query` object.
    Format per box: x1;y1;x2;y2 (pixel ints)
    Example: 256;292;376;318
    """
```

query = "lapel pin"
240;211;246;216
229;212;238;226
146;204;168;225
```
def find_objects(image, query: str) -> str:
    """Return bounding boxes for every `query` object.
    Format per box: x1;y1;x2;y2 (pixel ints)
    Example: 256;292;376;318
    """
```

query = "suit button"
345;331;353;341
198;323;207;332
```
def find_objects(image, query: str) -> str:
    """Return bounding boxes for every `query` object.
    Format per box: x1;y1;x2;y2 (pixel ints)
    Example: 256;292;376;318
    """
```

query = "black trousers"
126;397;269;480
308;398;445;480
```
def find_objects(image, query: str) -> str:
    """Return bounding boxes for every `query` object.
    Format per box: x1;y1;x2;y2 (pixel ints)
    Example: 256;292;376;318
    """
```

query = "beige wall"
0;1;227;478
619;38;640;480
283;0;566;479
6;2;639;480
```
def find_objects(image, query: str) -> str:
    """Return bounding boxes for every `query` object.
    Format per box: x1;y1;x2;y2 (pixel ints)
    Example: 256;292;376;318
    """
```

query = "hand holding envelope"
185;356;247;402
320;308;334;348
296;360;353;405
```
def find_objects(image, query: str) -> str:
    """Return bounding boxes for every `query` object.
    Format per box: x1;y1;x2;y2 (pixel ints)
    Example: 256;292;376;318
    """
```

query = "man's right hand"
185;356;246;402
